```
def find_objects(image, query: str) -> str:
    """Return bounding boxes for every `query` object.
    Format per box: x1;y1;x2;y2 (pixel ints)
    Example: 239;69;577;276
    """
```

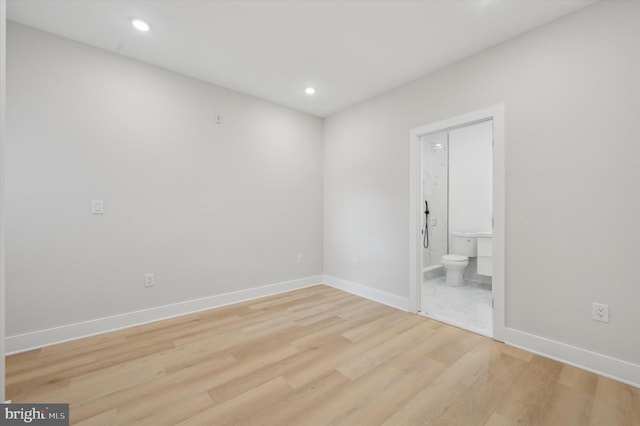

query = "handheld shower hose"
423;201;430;249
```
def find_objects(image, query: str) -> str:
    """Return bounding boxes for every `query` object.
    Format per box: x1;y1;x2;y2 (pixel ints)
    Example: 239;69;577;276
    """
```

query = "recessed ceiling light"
305;87;316;95
131;18;151;32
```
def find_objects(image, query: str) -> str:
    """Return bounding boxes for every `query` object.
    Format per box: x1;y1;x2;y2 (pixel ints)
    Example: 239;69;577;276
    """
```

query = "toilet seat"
442;254;467;262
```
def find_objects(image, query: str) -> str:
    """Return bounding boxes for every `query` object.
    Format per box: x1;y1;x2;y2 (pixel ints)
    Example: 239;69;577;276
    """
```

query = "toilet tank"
451;232;477;257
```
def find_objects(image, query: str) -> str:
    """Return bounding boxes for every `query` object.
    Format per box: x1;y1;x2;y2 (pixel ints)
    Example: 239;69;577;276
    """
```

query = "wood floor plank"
298;363;406;425
382;343;508;425
73;408;117;426
589;376;640;426
176;377;293;426
331;357;448;425
492;355;564;425
536;383;593;426
336;320;435;380
135;393;213;426
425;341;530;426
246;371;350;425
558;364;598;395
283;314;423;389
6;284;640;426
484;412;519;426
289;302;397;347
69;352;237;424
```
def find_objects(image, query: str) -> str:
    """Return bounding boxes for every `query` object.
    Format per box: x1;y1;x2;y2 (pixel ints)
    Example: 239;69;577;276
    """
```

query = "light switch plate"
144;273;155;288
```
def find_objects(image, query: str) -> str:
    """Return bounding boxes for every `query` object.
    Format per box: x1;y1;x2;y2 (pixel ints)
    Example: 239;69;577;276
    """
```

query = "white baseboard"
502;327;640;389
6;275;323;355
322;275;410;311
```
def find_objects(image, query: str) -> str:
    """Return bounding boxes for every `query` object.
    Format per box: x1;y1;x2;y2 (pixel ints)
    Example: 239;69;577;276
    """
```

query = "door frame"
1;0;7;401
408;104;506;341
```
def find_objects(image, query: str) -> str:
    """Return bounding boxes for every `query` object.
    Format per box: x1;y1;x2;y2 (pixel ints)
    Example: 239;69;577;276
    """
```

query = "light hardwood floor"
7;285;640;425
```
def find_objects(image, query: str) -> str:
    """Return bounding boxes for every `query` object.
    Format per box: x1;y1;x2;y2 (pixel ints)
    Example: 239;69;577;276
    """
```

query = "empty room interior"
0;0;639;424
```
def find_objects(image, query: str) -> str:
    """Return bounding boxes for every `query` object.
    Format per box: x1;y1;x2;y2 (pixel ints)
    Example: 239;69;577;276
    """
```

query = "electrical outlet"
92;200;104;215
592;303;609;323
297;255;303;264
144;273;155;288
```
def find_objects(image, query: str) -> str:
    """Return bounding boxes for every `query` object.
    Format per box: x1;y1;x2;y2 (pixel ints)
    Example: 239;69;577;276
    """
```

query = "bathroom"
420;120;494;336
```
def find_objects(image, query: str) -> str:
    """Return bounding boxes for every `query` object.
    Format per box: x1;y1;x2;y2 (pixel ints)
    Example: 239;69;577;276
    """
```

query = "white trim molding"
322;275;410;312
0;0;7;403
503;327;640;389
6;275;323;354
408;104;506;341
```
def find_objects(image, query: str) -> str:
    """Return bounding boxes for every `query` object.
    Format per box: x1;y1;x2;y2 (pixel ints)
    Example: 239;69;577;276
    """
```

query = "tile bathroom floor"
421;276;493;337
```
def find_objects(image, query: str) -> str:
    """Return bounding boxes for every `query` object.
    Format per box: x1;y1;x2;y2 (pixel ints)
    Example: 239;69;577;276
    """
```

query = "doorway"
409;105;505;341
421;121;493;336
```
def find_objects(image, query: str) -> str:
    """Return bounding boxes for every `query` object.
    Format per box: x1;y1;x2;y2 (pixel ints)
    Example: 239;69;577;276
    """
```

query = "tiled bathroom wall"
421;132;448;267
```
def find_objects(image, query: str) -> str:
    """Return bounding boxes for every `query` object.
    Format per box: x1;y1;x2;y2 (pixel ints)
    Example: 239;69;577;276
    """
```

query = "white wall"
6;23;324;337
0;0;6;403
448;120;492;234
324;0;640;370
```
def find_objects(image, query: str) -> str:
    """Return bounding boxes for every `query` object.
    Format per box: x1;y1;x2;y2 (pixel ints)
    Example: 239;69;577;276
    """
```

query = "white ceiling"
7;0;598;117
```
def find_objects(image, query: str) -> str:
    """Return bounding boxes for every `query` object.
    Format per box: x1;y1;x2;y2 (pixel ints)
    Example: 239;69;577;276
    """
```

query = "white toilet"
441;232;477;286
